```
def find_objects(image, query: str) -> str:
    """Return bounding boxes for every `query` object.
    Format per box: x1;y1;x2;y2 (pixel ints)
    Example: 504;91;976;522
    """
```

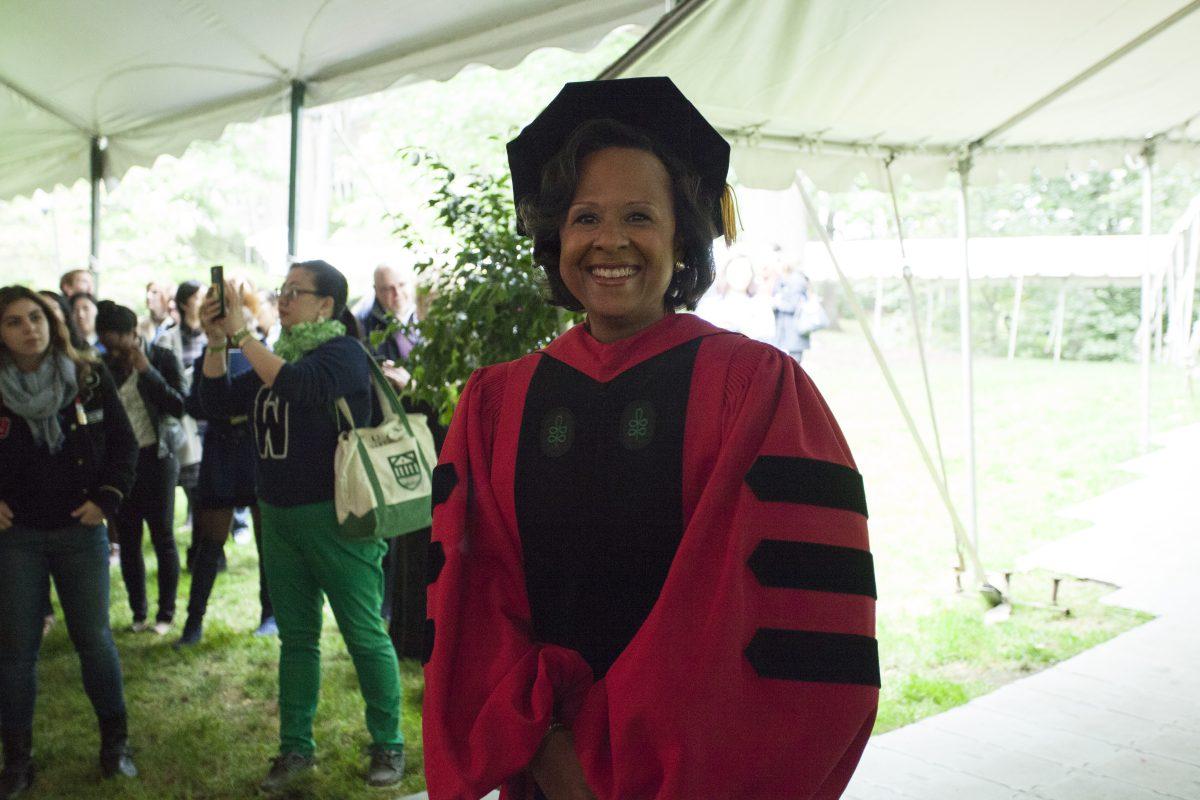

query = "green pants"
260;500;403;756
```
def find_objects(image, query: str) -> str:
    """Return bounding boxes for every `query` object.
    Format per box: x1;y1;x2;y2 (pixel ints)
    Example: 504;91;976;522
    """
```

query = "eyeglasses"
276;286;322;303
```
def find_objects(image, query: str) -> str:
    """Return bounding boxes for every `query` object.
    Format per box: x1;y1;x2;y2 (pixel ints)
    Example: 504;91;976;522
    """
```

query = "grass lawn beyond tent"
27;326;1199;798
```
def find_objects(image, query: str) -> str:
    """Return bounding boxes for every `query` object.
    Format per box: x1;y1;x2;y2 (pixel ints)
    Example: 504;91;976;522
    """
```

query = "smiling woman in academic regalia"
422;77;879;800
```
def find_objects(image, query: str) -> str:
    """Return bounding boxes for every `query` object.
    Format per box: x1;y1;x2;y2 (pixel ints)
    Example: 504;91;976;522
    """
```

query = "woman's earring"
673;260;685;273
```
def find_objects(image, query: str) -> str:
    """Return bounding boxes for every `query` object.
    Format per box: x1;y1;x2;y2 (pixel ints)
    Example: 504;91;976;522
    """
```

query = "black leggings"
116;447;180;624
186;505;273;625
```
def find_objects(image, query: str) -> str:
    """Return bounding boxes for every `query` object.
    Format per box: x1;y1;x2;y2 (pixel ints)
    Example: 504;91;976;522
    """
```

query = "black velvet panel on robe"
514;339;700;679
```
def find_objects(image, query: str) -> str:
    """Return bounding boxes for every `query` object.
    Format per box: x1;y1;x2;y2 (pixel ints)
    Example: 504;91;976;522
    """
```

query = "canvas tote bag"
334;345;434;540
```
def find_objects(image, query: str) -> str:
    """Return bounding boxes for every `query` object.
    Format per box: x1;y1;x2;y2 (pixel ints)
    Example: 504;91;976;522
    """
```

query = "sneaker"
99;743;137;779
365;746;404;788
253;617;278;637
259;753;314;793
129;619;150;633
152;621;172;636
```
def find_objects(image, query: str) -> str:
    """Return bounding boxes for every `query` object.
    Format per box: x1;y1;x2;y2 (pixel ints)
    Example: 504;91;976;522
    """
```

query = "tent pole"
873;277;885;335
89;136;104;275
1053;280;1067;362
796;173;997;601
287;80;306;262
1007;274;1024;360
956;156;979;554
1140;144;1155;452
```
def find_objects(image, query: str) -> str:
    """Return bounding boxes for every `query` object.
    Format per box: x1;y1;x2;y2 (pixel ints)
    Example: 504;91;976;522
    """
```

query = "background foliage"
387;153;578;424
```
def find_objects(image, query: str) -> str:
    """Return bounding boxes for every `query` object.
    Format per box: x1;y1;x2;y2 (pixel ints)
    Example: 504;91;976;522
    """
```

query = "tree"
383;153;578;424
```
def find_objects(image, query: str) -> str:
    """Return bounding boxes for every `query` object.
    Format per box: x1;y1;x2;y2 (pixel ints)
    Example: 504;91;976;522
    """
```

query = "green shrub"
387;152;580;424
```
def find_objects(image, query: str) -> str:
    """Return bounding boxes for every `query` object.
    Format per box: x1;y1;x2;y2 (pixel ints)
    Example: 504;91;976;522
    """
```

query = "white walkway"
845;423;1200;800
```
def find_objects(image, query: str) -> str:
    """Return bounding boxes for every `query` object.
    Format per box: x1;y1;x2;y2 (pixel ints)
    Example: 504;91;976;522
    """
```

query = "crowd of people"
0;262;422;795
1;77;876;800
695;249;830;362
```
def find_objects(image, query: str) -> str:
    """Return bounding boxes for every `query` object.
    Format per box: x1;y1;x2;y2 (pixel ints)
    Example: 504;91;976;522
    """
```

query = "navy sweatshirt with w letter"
198;337;375;507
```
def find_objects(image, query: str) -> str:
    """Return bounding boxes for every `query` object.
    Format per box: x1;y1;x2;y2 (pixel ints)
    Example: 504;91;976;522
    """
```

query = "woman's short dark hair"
175;280;202;312
291;260;348;319
94;300;138;335
518;118;717;312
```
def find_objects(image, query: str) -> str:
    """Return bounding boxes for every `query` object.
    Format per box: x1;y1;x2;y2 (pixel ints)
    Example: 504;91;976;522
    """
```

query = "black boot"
0;728;34;800
98;714;137;779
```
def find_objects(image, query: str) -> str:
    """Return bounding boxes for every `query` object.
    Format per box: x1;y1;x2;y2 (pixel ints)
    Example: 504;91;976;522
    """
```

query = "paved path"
845;423;1200;800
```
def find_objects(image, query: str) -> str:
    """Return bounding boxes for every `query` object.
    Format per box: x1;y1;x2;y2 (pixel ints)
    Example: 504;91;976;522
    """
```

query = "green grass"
34;524;427;799
27;327;1200;796
803;327;1194;733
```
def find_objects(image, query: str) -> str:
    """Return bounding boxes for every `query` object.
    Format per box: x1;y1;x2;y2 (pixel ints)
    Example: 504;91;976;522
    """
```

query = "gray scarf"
0;353;78;454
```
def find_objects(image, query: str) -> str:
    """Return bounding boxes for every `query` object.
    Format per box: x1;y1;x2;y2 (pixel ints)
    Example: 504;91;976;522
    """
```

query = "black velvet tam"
506;77;730;237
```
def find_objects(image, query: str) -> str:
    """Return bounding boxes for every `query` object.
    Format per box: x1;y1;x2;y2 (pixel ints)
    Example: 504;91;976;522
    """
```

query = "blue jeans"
0;523;126;731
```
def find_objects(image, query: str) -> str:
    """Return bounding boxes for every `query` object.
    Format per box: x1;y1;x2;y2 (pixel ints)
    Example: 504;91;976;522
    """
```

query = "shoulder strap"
337;340;415;438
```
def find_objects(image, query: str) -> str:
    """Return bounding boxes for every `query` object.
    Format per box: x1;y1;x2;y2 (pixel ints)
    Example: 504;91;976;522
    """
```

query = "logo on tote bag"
388;451;423;490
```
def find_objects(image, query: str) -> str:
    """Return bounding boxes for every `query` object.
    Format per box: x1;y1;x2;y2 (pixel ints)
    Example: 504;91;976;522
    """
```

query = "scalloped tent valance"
0;0;661;202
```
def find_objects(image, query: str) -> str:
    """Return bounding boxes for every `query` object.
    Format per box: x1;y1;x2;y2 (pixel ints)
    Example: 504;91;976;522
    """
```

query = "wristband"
208;341;228;353
231;328;254;348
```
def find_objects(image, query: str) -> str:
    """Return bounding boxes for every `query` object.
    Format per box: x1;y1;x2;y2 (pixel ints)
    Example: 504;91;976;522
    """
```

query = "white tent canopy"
604;0;1200;190
606;0;1200;578
1;0;661;202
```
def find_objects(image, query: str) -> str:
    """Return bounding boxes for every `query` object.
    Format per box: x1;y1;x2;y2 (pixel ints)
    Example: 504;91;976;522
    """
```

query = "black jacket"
0;360;138;528
103;342;185;457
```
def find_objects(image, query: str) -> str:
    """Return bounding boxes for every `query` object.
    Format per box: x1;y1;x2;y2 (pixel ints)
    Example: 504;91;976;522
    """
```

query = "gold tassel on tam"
720;183;741;246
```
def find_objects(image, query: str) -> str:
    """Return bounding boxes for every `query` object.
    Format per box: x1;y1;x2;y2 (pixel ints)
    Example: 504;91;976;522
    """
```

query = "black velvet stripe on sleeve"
748;540;876;598
744;456;868;518
426;540;445;585
432;463;458;508
744;628;880;687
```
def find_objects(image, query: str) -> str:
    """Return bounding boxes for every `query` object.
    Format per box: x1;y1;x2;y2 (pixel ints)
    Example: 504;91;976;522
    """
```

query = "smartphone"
210;265;225;319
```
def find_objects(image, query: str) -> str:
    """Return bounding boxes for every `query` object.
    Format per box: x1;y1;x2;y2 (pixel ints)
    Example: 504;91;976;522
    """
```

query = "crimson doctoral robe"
424;313;877;800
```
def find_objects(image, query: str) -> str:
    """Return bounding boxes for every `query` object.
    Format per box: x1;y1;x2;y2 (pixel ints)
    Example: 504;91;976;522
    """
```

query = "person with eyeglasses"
197;261;405;793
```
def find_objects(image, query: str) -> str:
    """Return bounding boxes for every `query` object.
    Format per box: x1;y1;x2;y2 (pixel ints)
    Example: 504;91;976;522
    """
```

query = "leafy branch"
387;150;578;424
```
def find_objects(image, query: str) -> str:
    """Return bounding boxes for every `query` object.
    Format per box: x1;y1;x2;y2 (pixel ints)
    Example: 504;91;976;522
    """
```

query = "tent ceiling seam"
181;0;291;77
294;0;336;78
596;0;711;79
89;63;285;134
111;81;291;139
0;75;93;136
969;0;1200;150
722;129;1200;159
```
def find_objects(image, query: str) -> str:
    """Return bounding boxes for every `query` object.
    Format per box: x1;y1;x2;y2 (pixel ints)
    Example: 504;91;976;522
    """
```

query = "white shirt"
118;371;157;449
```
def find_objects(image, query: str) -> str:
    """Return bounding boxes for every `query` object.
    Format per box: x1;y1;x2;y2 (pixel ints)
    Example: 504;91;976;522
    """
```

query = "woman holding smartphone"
199;261;405;793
